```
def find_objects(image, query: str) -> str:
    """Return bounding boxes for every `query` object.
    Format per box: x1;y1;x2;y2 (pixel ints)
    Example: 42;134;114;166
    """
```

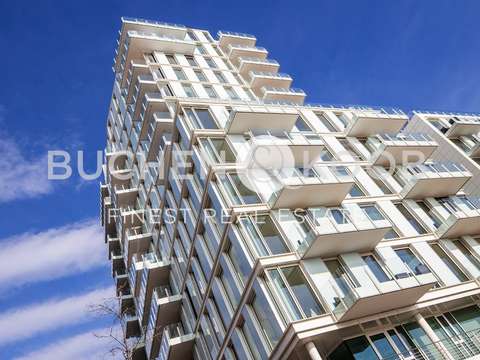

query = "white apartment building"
100;17;480;360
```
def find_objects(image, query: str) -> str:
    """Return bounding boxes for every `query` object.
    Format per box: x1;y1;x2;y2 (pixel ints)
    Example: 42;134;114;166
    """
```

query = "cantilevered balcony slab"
249;71;292;92
444;117;480;138
129;253;170;297
345;109;408;137
120;291;135;314
156;325;195;360
247;130;325;166
114;271;129;294
262;87;306;105
399;163;472;199
437;206;480;238
125;315;141;339
225;106;299;134
237;57;280;78
218;31;256;50
107;235;120;258
112;185;138;208
124;227;152;266
367;133;438;166
149;288;182;329
227;44;268;65
299;211;391;258
265;167;354;209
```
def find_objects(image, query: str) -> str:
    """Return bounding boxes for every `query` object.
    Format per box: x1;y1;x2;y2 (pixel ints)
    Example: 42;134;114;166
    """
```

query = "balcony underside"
156;295;182;327
338;283;434;321
238;61;279;77
228;48;267;64
166;334;196;360
401;177;469;199
371;145;437;166
270;182;353;209
219;35;256;50
250;76;292;92
126;235;151;265
446;122;480;138
115;188;138;207
126;317;141;338
263;91;305;105
302;227;390;259
226;111;298;134
439;214;480;238
346;117;407;137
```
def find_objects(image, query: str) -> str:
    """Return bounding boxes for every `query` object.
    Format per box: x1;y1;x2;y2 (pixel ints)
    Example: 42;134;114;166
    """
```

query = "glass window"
196;45;206;54
183;84;196;98
199;138;236;163
431;243;468;282
166;54;177;64
187;30;198;41
316;113;338;132
204;85;217;98
346;336;379;360
224;87;239;100
268;266;324;320
383;228;399;239
334;113;349;128
365;168;393;195
191;108;218;129
395;248;431;276
370;333;397;359
395;203;428;235
360;204;385;221
173;67;187;80
320;148;335;161
205;57;217;68
454;240;480;270
330;208;350;224
338;139;364;160
416;200;441;228
294;116;312;132
185;56;197;67
194;70;207;82
214;71;227;83
451;305;480;332
349;184;365;197
250;285;283;348
362;255;391;283
240;215;289;256
220;173;260;205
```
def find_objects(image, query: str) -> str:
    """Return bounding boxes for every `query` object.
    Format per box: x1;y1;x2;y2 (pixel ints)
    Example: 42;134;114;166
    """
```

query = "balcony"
344;108;408;137
129;74;157;106
115;28;193;74
237;57;280;78
114;270;129;294
111;249;125;276
218;31;256;51
323;261;435;321
262;166;354;209
247;130;325;166
142;112;174;162
144;286;183;358
125;315;141;339
297;206;392;258
227;44;268;65
112;184;138;208
398;162;472;199
453;134;480;158
262;87;306;105
156;323;195;360
225;105;299;134
436;197;480;238
118;208;145;230
249;71;292;93
129;253;170;297
123;226;152;266
120;289;135;314
107;235;120;259
366;133;438;166
436;116;480;138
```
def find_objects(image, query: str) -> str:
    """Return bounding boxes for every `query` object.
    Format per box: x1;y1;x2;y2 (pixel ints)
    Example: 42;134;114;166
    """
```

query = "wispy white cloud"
0;219;106;290
0;134;53;202
0;286;114;346
13;327;116;360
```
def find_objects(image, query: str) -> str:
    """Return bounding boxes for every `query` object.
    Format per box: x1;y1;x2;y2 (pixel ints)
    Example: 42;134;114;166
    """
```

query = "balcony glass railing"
262;86;305;94
228;44;266;51
400;162;469;184
239;57;279;65
218;30;256;39
127;30;191;43
249;129;323;145
122;16;186;30
249;71;291;79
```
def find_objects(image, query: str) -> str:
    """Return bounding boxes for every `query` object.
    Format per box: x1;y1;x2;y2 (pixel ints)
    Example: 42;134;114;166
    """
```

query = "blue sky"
0;0;479;358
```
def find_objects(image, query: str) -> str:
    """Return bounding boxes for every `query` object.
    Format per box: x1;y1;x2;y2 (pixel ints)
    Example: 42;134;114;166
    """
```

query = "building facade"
100;17;480;360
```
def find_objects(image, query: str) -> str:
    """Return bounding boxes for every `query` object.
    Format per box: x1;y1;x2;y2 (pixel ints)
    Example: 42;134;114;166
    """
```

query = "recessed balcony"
436;197;480;238
156;323;195;360
129;74;157;106
398;162;472;199
123;226;152;266
107;235;120;258
218;31;256;51
263;166;355;209
112;185;138;208
237;57;280;78
118;208;145;230
246;130;325;166
225;106;299;134
227;44;268;65
262;87;306;105
142;112;174;162
144;285;183;358
114;270;129;294
366;133;438;166
324;266;435;322
111;249;125;276
125;315;141;339
129;252;170;299
345;108;408;137
120;289;135;314
249;71;292;93
298;206;392;258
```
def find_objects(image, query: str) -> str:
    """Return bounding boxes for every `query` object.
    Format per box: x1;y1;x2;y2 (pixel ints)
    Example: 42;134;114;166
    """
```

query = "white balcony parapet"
156;323;195;360
262;87;306;105
366;132;438;166
344;107;408;137
398;162;472;199
436;196;480;238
